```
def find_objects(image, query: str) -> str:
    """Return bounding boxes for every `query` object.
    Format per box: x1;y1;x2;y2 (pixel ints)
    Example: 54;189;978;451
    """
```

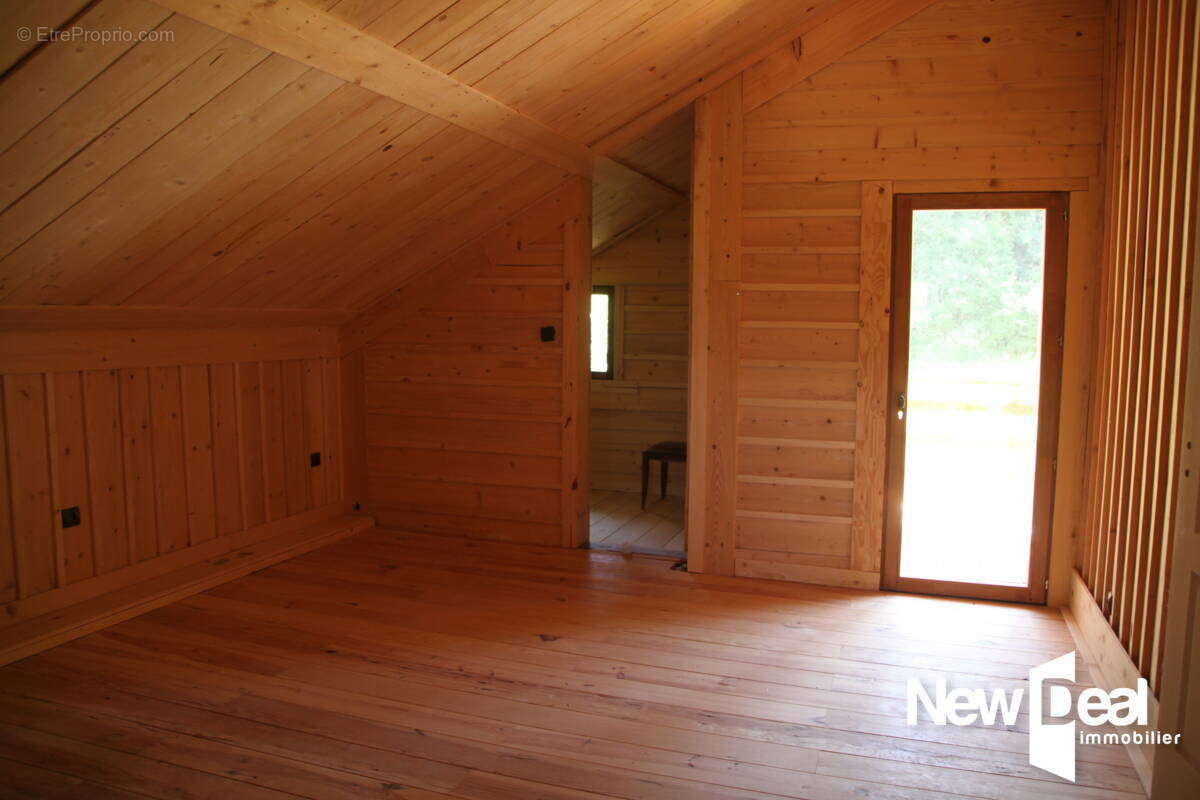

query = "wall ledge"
0;512;372;666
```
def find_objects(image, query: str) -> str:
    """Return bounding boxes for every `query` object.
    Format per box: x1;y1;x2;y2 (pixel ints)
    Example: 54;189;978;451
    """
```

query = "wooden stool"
642;441;687;508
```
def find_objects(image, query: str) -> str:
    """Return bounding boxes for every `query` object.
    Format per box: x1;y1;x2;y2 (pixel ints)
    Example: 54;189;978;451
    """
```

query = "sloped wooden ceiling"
0;0;904;312
592;105;693;252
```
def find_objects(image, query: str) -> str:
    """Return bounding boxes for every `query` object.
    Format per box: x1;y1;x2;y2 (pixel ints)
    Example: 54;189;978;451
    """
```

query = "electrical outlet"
60;506;81;528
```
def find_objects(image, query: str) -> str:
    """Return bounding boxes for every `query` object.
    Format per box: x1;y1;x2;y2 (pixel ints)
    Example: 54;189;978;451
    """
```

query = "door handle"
897;393;906;421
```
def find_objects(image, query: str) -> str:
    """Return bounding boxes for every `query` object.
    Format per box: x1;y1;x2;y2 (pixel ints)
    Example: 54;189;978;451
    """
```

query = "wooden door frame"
563;177;592;549
881;192;1069;604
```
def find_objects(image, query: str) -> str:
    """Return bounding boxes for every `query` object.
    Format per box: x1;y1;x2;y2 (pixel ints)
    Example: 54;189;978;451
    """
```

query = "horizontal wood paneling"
734;175;862;576
364;196;573;546
591;202;690;497
0;346;345;627
0;326;337;374
684;0;1105;588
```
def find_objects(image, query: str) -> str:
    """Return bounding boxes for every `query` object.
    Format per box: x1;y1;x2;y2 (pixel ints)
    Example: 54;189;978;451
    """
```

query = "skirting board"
735;554;882;590
1062;568;1157;794
0;514;373;666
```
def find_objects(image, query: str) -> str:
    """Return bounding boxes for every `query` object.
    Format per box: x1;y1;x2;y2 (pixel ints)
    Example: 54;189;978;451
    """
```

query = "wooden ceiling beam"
153;0;689;345
153;0;686;226
153;0;598;177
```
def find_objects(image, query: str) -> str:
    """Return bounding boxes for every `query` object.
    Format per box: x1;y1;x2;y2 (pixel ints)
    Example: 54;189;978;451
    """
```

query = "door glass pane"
899;208;1047;587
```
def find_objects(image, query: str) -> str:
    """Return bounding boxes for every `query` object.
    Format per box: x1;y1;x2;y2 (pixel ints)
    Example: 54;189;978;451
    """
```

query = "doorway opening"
585;107;692;559
883;193;1068;603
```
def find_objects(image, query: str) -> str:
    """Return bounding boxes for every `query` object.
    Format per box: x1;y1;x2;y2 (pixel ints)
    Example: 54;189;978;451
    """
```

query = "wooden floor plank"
589;490;685;557
0;756;150;800
0;527;1144;799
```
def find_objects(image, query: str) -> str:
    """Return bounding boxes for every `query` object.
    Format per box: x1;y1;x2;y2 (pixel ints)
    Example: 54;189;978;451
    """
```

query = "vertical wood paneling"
302;358;327;509
852;181;892;575
3;374;56;596
236;361;266;528
82;370;129;574
688;76;742;576
1123;0;1169;662
1144;0;1199;676
705;282;739;577
48;372;94;584
179;364;217;544
0;349;343;617
0;386;13;602
321;357;342;508
119;368;157;563
281;359;308;516
339;351;366;514
209;363;243;536
148;366;188;553
1079;0;1199;691
561;177;591;548
259;360;287;522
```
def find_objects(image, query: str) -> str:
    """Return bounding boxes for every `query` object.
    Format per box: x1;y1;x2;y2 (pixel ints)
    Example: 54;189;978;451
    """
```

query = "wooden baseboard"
735;553;881;589
0;515;373;666
1062;569;1156;793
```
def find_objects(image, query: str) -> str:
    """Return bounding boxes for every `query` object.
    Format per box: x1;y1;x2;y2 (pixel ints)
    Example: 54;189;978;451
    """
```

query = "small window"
590;286;614;380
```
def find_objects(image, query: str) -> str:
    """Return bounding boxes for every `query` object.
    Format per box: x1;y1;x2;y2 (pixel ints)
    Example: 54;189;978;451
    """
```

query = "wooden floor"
589;489;685;557
0;528;1145;799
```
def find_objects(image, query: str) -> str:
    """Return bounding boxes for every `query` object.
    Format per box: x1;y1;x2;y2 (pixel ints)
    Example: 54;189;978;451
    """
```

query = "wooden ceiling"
0;0;872;312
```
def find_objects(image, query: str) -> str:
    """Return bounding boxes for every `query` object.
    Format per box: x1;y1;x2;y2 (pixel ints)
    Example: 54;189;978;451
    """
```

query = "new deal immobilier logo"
906;651;1181;781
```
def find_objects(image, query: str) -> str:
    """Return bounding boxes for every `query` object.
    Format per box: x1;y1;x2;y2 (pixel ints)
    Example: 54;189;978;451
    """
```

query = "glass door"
883;193;1068;603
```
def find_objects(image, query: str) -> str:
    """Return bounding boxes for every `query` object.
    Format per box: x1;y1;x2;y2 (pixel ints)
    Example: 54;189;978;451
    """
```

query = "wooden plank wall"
0;329;344;626
363;183;590;547
591;201;690;497
688;0;1106;588
1077;0;1200;693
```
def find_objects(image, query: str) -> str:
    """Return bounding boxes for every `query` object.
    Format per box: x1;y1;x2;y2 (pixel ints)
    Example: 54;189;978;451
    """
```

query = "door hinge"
1052;458;1058;473
1057;333;1065;348
1045;579;1050;591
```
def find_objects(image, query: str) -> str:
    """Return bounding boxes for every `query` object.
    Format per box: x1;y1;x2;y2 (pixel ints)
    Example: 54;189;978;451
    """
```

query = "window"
590;286;614;379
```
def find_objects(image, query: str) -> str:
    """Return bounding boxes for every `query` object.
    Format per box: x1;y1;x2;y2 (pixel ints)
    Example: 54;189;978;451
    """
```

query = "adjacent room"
589;108;692;558
0;0;1197;798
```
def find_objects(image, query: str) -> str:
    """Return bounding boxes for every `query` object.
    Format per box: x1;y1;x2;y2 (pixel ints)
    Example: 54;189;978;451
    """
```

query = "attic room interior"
0;0;1197;797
